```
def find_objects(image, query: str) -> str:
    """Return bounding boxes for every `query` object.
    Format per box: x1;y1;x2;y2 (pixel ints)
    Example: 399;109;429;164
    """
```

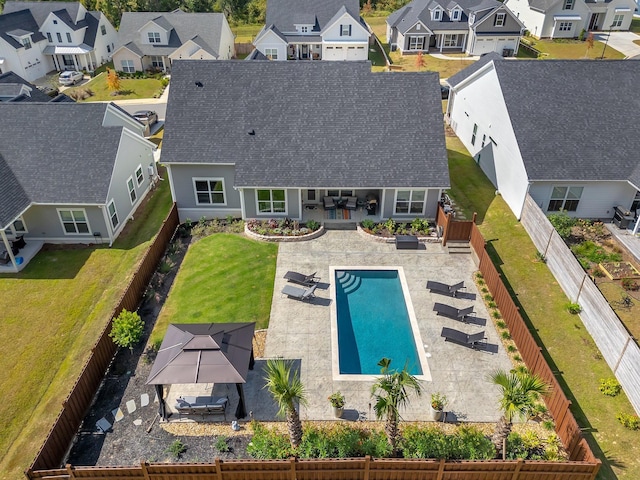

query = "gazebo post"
235;383;247;419
249;348;255;370
155;384;168;420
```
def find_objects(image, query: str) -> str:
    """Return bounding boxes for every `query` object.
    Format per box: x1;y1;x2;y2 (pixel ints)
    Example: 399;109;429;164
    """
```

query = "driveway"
593;31;640;58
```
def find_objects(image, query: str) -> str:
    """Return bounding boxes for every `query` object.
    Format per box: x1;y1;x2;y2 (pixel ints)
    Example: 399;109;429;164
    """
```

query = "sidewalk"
430;53;480;61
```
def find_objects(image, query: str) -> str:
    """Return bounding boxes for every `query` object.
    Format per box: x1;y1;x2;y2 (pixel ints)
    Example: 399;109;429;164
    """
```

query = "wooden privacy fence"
28;204;180;473
435;204;475;245
28;456;600;480
519;195;640;415
235;42;254;55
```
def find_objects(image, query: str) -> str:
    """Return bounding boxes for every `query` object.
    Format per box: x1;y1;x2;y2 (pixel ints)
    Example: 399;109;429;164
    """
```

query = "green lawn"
232;23;262;43
65;71;164;102
0;176;172;480
521;36;625;59
447;135;640;479
151;234;278;345
630;18;640;34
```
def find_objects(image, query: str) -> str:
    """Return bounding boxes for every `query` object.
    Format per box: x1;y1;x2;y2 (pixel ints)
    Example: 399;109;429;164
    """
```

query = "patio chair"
0;251;10;265
323;196;336;210
284;271;319;286
441;327;486;349
282;284;317;301
345;196;357;210
427;280;465;297
433;302;474;321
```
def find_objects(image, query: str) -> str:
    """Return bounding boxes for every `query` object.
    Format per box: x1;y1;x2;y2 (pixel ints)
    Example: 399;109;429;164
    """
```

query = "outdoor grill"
612;205;635;230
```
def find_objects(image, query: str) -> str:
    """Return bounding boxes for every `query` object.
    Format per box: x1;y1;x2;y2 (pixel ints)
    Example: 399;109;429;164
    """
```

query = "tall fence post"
364;455;371;480
511;458;523;480
575;274;588;303
215;457;223;480
436;458;445;480
141;461;150;480
613;336;632;374
289;457;296;480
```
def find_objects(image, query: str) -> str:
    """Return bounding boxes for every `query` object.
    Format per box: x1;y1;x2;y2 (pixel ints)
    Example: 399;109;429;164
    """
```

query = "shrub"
305;219;320;231
599;378;622;397
247;422;293;459
566;302;581;315
492;311;502;319
361;219;375;230
496;320;507;329
501;331;511;340
166;440;187;459
507;344;517;353
548;210;576;239
484;293;493;302
513;354;522;362
488;301;497;309
109;309;144;352
215;436;231;453
402;426;451;459
616;412;640;430
572;241;622;264
542;419;555;431
451;425;494;460
621;277;639;291
160;77;170;87
475;272;483;280
535;251;547;263
506;432;545;460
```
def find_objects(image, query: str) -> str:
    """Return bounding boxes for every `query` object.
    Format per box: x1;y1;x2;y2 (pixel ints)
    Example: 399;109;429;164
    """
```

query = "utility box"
613;205;634;229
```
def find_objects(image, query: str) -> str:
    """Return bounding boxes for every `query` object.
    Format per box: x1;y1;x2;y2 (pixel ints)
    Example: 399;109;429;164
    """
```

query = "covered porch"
0;232;44;273
287;39;323;60
44;45;98;72
300;189;381;225
432;31;467;52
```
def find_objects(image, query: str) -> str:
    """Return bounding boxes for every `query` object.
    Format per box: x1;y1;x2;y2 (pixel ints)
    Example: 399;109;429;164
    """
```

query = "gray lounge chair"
427;280;465;296
433;302;474;321
282;284;317;301
441;327;485;349
284;271;319;286
345;196;357;210
323;196;336;210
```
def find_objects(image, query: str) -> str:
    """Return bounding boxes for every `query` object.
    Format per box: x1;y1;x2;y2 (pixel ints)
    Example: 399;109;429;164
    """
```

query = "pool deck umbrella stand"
146;322;256;421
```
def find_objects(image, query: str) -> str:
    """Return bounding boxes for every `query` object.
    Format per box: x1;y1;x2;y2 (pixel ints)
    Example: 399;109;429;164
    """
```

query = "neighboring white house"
0;102;158;272
445;57;640;221
113;9;235;73
505;0;637;38
0;1;117;79
387;0;525;56
253;0;371;61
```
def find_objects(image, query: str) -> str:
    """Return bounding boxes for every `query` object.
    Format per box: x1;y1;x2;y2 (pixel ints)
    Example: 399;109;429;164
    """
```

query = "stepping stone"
425;352;432;358
126;399;137;414
141;393;150;407
96;417;112;433
113;408;125;422
154;393;158;403
133;419;143;426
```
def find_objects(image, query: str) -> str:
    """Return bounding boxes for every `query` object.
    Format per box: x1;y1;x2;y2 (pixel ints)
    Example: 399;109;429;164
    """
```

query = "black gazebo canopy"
146;322;255;420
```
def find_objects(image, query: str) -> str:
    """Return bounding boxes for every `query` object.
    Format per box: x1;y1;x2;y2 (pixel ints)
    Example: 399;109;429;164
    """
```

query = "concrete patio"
263;230;513;423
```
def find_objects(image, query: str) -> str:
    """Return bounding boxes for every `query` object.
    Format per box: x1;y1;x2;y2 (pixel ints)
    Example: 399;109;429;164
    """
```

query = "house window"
56;32;62;42
7;217;28;236
66;32;72;43
494;13;506;27
307;189;316;201
417;24;421;30
612;14;624;27
452;9;461;20
340;24;351;36
563;0;574;9
101;25;107;35
409;36;425;50
264;48;278;60
53;19;58;24
46;32;52;42
121;59;135;73
327;190;352;197
471;123;478;145
22;37;32;49
135;165;144;186
107;44;111;53
194;178;225;205
127;177;137;204
481;134;486;147
148;32;161;43
107;200;119;229
150;55;164;68
548;186;583;212
395;190;426;215
433;9;442;21
301;26;308;33
58;209;90;235
257;189;286;214
443;34;458;47
558;22;573;31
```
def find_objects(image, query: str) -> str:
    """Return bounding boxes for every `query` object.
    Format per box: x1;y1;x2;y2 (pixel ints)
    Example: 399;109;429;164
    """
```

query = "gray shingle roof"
527;0;561;12
387;0;503;33
162;61;449;189
115;11;228;58
0;9;45;49
3;1;82;25
265;0;361;33
0;103;124;228
445;52;502;86
491;60;640;186
0;71;55;102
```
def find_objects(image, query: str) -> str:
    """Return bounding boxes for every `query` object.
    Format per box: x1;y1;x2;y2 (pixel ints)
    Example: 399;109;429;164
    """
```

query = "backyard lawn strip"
0;176;172;480
447;135;640;479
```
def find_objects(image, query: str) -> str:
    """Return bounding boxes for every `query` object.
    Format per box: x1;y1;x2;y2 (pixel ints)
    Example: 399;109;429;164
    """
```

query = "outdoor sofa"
175;396;228;420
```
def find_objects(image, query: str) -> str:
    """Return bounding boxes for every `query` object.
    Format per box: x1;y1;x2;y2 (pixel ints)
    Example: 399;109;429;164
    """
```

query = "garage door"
473;38;497;55
324;45;346;61
346;45;367;60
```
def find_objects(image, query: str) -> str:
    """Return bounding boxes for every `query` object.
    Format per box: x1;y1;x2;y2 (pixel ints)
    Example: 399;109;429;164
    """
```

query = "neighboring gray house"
446;59;640;222
0;102;158;272
387;0;524;56
0;70;70;101
112;9;235;73
162;60;449;225
253;0;371;61
505;0;637;39
1;1;118;78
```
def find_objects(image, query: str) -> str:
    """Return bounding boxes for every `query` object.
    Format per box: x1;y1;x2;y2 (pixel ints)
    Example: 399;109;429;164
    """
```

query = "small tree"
547;210;576;239
362;0;373;15
109;309;144;353
106;68;121;93
585;33;594;58
415;51;425;69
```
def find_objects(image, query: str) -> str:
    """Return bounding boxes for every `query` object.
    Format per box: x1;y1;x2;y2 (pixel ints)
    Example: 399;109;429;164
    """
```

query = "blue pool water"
335;269;422;375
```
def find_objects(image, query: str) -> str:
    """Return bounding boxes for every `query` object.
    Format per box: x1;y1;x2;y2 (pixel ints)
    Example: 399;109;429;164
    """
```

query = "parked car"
58;71;84;86
132;110;158;126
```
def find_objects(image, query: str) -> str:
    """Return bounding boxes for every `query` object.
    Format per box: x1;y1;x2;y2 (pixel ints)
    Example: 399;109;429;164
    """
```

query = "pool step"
336;271;362;294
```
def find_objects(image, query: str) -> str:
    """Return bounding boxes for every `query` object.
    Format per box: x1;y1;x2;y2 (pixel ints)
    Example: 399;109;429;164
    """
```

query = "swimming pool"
330;267;430;380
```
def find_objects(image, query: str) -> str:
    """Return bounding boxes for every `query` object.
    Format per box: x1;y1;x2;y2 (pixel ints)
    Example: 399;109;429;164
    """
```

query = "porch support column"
72;55;79;71
380;189;387;219
296;44;300;59
238;187;246;219
297;188;303;221
0;229;17;272
439;35;443;53
632;216;640;236
462;33;467;50
155;384;168;420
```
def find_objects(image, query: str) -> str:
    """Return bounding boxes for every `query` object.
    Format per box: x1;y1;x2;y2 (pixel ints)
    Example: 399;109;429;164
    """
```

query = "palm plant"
490;369;550;457
263;358;307;448
370;357;422;456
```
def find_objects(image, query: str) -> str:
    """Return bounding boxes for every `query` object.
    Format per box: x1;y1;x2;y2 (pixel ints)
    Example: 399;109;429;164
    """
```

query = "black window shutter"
348;25;352;36
340;25;343;36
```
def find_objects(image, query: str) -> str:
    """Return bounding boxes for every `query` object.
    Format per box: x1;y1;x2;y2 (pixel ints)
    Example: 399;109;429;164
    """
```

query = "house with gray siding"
387;0;524;56
252;0;371;61
112;9;234;74
446;59;640;224
161;60;449;226
0;102;158;272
